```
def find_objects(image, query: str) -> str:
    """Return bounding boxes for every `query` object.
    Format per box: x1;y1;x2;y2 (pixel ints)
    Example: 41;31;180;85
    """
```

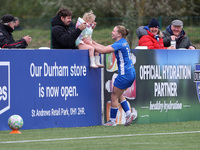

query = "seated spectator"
138;18;174;49
51;8;86;49
162;20;195;49
0;14;31;48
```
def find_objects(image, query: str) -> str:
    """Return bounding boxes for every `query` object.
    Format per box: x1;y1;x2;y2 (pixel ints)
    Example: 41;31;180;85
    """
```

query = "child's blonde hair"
83;10;96;22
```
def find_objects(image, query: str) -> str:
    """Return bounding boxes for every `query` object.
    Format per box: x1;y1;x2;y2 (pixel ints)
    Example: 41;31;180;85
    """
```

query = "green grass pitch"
0;121;200;150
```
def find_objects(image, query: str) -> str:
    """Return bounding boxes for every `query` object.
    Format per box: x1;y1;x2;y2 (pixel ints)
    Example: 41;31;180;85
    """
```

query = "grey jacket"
136;26;147;39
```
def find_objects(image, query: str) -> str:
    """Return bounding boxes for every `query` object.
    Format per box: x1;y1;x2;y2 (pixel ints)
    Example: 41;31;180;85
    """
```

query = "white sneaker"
103;120;117;126
125;113;136;126
131;107;137;120
90;57;99;68
90;64;99;68
96;63;104;68
95;56;104;68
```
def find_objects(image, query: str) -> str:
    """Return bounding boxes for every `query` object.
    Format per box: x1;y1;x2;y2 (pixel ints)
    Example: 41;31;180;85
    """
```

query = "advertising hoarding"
0;49;101;130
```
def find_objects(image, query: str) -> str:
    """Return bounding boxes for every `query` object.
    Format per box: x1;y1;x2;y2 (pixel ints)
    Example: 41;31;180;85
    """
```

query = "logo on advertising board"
105;52;136;100
194;64;200;102
105;73;136;99
0;62;10;114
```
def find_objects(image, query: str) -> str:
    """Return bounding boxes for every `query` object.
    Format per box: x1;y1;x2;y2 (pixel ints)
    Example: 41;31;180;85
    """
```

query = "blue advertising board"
0;49;101;130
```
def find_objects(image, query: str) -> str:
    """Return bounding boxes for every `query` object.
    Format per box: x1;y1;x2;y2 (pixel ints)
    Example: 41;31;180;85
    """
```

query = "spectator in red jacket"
138;18;174;49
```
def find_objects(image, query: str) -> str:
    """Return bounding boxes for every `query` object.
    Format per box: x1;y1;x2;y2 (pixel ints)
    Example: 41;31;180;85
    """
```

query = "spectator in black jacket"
51;8;87;49
0;14;31;48
162;20;195;49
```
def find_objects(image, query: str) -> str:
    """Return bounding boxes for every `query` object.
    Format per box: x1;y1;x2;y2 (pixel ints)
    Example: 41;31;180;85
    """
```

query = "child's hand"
92;22;97;29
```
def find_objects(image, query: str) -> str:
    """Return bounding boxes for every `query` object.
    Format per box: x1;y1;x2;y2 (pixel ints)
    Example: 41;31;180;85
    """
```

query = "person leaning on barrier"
0;14;31;49
51;8;87;49
162;20;195;49
138;18;174;49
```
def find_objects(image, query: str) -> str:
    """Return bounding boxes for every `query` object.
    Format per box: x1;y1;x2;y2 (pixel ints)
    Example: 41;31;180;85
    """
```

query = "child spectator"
75;11;103;68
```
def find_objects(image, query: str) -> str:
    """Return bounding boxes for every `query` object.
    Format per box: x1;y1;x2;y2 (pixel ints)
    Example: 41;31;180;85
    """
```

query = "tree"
0;0;199;19
137;0;199;17
0;0;45;18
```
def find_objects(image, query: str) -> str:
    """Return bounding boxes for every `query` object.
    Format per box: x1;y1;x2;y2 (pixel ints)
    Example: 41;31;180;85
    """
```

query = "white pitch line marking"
140;115;149;117
141;106;149;109
183;105;191;107
1;131;200;144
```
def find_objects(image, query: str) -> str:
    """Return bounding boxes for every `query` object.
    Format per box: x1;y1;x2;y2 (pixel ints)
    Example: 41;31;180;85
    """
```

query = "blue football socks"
120;100;131;116
110;107;118;122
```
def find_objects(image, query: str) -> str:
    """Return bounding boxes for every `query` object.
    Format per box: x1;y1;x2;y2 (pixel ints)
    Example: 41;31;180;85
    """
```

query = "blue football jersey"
111;38;134;75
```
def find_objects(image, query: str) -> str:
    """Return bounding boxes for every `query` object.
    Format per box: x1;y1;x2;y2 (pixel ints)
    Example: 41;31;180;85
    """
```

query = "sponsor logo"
194;64;200;102
0;62;10;114
105;52;136;99
105;73;136;100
